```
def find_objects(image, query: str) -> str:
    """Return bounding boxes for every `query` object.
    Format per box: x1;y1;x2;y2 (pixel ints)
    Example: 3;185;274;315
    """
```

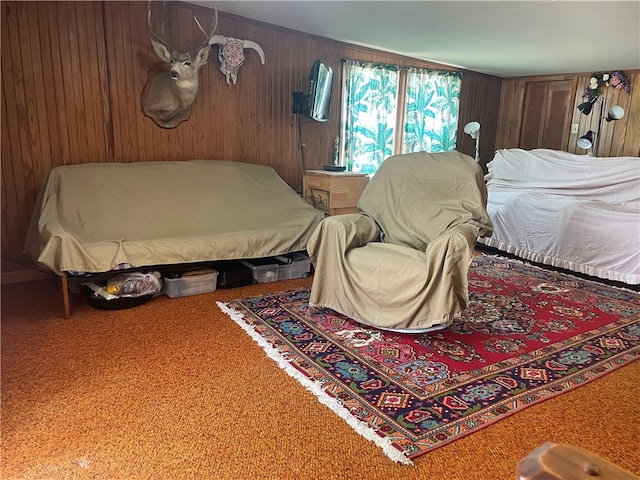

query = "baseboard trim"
1;269;51;285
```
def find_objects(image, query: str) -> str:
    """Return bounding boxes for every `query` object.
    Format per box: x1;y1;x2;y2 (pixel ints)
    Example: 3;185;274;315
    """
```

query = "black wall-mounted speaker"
292;91;306;114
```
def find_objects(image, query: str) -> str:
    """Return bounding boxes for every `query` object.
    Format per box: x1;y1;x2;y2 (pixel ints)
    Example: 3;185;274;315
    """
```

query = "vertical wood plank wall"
1;0;502;275
496;72;640;156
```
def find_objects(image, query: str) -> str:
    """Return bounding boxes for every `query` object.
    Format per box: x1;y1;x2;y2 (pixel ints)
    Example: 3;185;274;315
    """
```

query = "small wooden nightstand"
303;170;369;215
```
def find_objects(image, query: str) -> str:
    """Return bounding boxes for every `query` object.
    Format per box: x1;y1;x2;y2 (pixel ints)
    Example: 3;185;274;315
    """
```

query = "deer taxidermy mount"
141;2;218;129
209;35;265;85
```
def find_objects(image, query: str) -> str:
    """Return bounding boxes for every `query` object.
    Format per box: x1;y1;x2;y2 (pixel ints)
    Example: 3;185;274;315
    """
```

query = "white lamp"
464;121;481;163
577;131;595;150
606;105;625;122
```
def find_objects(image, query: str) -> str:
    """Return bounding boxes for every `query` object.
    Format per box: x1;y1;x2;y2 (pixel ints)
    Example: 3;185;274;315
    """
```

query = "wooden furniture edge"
61;274;71;318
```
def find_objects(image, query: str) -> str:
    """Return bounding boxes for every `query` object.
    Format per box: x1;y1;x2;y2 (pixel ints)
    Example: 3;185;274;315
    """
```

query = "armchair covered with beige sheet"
307;151;493;332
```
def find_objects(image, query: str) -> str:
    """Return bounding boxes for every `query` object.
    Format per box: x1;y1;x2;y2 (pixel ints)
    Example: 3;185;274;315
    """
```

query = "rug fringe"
216;301;414;466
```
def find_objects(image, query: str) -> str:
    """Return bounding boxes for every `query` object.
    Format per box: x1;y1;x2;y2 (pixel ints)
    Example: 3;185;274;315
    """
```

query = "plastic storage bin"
212;260;254;289
277;252;312;280
240;259;279;283
163;269;218;298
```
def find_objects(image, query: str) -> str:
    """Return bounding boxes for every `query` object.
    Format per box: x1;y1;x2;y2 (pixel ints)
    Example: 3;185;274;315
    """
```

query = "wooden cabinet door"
519;80;572;150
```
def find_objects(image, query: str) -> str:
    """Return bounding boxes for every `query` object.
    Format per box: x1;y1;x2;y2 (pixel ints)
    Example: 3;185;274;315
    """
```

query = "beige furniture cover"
24;160;325;275
307;151;493;332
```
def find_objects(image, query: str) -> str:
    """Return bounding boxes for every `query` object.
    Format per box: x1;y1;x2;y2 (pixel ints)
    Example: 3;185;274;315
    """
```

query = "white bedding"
478;149;640;284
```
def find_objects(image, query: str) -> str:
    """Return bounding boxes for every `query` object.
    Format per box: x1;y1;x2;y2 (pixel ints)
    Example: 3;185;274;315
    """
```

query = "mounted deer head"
141;3;218;128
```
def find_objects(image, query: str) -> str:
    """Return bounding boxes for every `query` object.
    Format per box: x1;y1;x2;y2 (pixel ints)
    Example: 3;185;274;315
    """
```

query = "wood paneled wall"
458;71;502;168
1;1;502;276
496;72;640;156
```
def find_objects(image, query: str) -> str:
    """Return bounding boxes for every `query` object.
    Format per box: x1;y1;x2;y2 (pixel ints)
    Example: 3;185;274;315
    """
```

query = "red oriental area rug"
218;254;640;465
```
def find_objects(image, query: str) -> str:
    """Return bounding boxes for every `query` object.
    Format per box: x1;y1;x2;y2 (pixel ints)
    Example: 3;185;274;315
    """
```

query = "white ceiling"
190;0;640;78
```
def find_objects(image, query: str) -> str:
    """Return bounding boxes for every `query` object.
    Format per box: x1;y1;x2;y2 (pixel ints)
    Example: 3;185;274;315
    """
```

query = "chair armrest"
446;223;484;247
307;213;379;265
424;223;481;308
426;223;480;261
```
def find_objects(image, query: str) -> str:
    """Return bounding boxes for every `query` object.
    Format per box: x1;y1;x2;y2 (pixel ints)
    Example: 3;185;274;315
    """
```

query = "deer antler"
147;2;218;58
193;6;218;48
146;1;172;54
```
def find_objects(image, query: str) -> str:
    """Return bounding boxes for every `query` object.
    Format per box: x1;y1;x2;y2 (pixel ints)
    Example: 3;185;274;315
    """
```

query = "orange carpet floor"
2;275;639;479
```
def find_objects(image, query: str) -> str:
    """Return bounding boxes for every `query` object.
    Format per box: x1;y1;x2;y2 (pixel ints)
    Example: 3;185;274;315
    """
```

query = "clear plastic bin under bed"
241;252;312;283
162;269;218;298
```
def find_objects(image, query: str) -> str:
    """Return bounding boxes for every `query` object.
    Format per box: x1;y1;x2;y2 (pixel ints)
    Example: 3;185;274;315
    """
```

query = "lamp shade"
463;121;480;139
577;131;595;150
606;105;625;122
577;97;597;115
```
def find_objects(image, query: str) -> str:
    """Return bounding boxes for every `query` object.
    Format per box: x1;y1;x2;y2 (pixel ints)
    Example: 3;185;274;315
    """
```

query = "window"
340;60;462;174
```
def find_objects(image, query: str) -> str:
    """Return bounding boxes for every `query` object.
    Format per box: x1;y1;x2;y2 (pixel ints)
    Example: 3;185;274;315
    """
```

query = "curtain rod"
340;58;460;76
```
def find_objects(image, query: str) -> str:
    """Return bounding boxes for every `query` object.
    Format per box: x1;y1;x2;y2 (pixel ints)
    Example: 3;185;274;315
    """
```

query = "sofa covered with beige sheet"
25;160;325;276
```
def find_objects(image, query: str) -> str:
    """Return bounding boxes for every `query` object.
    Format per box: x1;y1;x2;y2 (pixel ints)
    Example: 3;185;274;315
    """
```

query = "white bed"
477;148;640;285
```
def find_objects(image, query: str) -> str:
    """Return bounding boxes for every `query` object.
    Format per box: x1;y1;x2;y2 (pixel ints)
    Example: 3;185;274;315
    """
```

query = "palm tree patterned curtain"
342;61;462;174
342;60;399;174
403;68;462;153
